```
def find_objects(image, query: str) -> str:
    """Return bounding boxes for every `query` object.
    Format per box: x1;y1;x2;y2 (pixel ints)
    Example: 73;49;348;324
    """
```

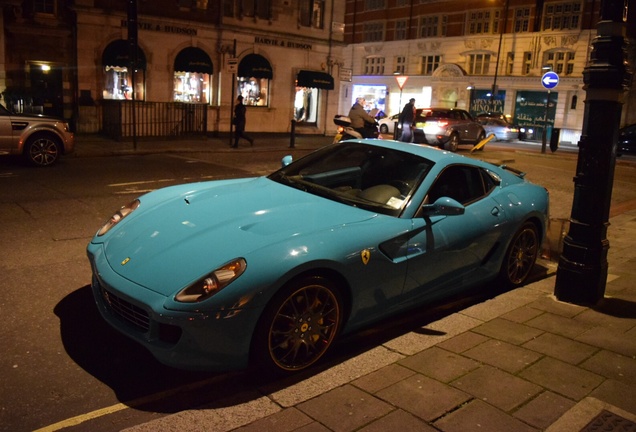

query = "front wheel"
25;135;60;167
252;276;343;374
444;133;460;152
499;222;539;287
379;124;389;134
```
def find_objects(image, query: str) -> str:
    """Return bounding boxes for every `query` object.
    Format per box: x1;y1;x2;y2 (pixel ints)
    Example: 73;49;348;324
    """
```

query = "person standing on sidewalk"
398;98;416;142
232;95;254;148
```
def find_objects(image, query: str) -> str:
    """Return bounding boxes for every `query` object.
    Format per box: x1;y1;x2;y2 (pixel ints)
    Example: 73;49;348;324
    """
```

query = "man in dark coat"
398;98;416;142
233;95;254;148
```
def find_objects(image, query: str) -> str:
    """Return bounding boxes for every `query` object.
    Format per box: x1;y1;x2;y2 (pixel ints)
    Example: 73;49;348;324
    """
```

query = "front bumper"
87;244;260;371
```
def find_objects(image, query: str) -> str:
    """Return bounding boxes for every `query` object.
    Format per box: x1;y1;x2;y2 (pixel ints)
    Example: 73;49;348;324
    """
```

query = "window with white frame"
467;53;491;75
522;52;532;75
420;55;441;75
395;20;408;40
513;7;531;32
364;57;385;75
543;1;582;31
506;52;515;75
544;51;575;75
467;9;500;35
395;56;406;74
300;0;324;28
363;22;385;42
419;15;447;37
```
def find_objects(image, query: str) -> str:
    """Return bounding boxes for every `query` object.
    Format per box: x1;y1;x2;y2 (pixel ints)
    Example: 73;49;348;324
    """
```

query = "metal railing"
102;101;208;140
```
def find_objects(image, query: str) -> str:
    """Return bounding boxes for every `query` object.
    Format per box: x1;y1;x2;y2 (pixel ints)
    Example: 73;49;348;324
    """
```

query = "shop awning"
238;54;273;79
102;39;146;69
297;70;334;90
174;47;213;74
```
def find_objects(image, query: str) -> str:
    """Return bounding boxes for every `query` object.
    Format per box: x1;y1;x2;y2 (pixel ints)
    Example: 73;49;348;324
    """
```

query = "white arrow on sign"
541;71;559;89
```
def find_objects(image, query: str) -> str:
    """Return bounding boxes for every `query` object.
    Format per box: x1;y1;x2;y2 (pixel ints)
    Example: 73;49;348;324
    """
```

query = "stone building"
339;0;635;144
1;0;346;137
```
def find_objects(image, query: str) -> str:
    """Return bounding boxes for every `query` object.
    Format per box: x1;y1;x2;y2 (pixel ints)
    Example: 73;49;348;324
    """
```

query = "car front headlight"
175;258;247;303
97;199;140;236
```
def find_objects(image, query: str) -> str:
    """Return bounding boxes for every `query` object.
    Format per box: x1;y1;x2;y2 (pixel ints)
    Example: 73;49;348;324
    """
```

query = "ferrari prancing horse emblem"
361;249;371;265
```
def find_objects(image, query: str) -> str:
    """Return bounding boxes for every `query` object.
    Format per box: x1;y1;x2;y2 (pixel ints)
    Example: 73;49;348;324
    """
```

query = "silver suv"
0;103;74;166
413;108;485;152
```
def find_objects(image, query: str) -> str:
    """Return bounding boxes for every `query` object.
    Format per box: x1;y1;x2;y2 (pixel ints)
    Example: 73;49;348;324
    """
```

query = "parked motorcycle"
333;115;381;143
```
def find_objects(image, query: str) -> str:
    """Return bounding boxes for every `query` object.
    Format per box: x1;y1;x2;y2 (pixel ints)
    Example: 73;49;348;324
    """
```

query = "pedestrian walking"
398;98;416;142
232;95;254;148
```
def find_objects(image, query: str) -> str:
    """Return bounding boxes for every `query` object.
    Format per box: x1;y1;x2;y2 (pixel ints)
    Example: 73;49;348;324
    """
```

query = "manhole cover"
580;410;636;432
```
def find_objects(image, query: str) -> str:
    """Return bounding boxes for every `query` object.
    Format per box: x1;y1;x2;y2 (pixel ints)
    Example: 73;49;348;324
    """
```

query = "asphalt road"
0;143;634;432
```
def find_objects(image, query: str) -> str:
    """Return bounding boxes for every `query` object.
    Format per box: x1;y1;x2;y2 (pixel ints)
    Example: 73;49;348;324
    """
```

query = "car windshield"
268;142;433;217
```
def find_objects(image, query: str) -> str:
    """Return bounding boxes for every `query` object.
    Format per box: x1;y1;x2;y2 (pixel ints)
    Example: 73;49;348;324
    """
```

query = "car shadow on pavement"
54;263;555;417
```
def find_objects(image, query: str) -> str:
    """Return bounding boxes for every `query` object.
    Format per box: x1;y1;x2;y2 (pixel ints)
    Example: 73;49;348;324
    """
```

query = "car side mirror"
421;197;465;217
281;155;293;167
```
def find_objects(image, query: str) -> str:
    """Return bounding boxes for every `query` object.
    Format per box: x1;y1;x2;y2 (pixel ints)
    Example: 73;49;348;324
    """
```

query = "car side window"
426;165;489;206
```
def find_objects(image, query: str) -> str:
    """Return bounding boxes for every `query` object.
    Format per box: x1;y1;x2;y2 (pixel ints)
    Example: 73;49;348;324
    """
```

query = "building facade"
1;0;347;136
340;0;635;144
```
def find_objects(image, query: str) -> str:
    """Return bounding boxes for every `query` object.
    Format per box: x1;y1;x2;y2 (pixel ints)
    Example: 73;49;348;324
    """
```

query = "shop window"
173;47;213;103
102;40;146;101
173;73;209;103
237;77;269;106
103;67;145;100
294;88;318;124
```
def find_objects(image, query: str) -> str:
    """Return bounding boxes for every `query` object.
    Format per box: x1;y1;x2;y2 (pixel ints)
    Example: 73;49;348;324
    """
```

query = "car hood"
99;177;376;295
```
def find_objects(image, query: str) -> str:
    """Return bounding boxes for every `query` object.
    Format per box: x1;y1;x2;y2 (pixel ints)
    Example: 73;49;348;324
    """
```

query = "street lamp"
490;0;510;113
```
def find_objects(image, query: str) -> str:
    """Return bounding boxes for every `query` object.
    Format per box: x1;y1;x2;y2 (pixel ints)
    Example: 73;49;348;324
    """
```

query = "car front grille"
100;285;150;333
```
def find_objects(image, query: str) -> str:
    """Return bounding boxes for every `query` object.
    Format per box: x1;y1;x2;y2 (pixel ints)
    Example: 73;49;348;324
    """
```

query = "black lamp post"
554;0;631;304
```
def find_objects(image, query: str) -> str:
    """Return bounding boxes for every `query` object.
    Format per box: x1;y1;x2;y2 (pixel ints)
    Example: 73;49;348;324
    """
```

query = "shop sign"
254;36;312;50
227;57;238;73
340;68;352;82
121;20;197;36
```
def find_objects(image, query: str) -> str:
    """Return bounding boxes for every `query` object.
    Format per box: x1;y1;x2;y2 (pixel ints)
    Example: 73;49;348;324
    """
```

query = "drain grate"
580;410;636;432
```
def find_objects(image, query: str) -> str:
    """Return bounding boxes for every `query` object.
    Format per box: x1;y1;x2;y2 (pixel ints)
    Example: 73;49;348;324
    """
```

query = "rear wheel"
499;222;539;287
444;133;460;152
252;275;343;374
25;135;60;167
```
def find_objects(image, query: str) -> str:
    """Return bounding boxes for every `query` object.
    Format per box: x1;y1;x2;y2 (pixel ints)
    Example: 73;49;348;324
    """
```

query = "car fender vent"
12;122;28;131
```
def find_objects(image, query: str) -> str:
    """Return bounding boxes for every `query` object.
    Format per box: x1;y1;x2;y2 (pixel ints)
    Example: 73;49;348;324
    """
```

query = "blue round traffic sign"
541;71;559;89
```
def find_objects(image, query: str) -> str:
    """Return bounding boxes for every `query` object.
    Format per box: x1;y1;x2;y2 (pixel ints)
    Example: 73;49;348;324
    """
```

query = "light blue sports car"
87;139;548;374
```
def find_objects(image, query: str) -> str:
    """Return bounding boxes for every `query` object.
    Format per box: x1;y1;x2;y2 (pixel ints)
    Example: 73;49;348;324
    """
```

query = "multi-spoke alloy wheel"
253;276;342;373
501;222;539;287
26;136;60;167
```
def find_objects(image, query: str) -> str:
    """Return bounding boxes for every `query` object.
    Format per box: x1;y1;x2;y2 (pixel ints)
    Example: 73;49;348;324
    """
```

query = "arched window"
173;47;213;103
102;39;146;100
237;54;273;107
